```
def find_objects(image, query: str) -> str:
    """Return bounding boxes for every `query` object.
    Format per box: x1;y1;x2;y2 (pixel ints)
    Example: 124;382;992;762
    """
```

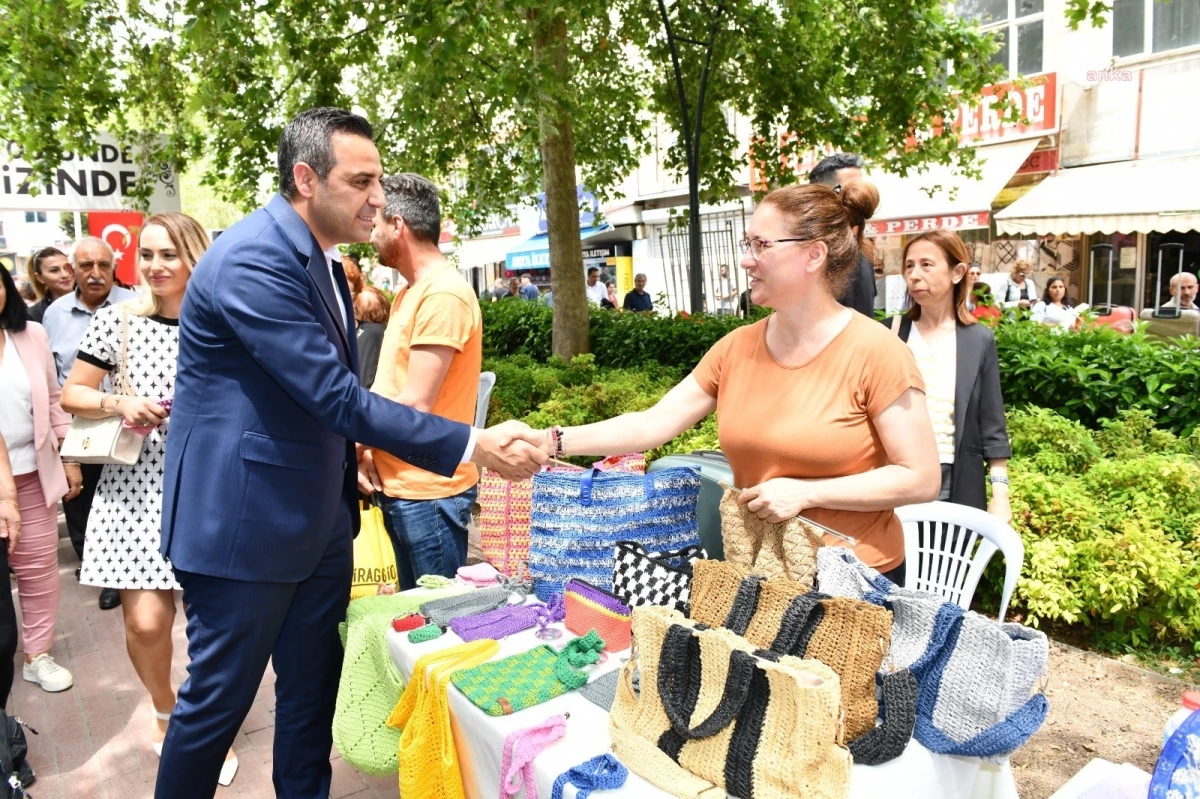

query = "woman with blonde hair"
24;247;75;323
1002;259;1037;309
61;212;238;784
527;182;940;583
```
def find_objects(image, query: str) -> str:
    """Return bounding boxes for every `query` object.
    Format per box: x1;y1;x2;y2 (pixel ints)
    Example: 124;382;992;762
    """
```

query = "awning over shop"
457;235;520;269
505;225;610;271
863;138;1040;237
994;157;1200;236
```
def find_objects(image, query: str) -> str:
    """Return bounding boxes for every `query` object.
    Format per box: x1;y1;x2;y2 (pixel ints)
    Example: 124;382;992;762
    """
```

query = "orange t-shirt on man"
371;266;482;499
691;312;925;571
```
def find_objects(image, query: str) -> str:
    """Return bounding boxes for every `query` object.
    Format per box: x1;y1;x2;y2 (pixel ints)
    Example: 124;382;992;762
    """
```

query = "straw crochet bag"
388;640;499;799
689;559;895;744
610;605;851;799
528;467;701;601
718;489;824;588
817;547;1050;759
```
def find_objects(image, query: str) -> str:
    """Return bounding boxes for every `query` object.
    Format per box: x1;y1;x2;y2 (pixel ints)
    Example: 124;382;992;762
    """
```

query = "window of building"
23;211;48;224
956;0;1044;76
1088;233;1138;309
1144;231;1200;310
1114;0;1200;58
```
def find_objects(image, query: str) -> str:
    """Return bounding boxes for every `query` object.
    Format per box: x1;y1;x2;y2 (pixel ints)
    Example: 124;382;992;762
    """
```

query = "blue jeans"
376;486;478;590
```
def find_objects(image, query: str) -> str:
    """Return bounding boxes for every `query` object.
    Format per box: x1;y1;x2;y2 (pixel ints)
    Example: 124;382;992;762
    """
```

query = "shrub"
1081;455;1200;545
1006;406;1100;475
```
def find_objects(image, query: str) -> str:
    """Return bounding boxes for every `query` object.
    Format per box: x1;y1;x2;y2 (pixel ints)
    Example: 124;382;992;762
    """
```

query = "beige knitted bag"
610;605;851;799
718;489;824;588
690;559;893;742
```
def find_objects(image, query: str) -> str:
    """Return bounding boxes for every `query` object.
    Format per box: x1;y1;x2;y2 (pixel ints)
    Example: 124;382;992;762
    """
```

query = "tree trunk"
533;10;589;360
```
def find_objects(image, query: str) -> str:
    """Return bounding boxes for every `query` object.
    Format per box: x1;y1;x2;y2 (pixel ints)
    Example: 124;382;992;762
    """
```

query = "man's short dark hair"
379;173;442;245
587;266;600;276
277;108;375;200
0;267;29;333
808;153;865;186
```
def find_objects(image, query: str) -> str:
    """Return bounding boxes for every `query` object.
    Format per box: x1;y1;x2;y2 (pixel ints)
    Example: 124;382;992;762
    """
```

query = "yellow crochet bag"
387;640;499;799
610;605;851;799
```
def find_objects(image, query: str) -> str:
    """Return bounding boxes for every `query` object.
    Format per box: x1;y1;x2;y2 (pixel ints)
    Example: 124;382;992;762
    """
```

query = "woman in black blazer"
892;231;1012;523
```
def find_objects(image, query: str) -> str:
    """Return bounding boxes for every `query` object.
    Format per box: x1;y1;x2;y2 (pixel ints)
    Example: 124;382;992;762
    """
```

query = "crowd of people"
0;106;1182;799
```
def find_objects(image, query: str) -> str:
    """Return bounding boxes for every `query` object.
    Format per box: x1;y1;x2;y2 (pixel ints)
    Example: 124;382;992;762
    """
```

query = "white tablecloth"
386;590;1021;799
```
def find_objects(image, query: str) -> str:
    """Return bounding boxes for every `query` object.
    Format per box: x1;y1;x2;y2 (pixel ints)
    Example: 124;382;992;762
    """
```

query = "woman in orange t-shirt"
531;182;940;581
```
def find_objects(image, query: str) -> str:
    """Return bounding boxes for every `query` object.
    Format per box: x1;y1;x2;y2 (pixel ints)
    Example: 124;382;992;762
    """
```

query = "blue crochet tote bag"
528;466;702;601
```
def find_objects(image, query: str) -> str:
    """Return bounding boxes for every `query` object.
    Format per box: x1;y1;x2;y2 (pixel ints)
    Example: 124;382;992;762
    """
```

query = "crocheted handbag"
388;640;499;799
611;541;706;613
451;631;606;716
564;579;631;651
689;559;897;746
528;467;702;601
448;595;565;643
479;457;645;582
817;548;1050;759
609;605;852;799
719;489;824;588
331;588;469;775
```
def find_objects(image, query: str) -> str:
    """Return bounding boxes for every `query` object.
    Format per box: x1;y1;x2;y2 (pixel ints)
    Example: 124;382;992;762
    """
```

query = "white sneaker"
22;654;74;693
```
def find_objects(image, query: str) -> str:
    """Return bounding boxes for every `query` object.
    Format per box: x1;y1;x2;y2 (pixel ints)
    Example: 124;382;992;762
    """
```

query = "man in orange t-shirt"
360;173;483;588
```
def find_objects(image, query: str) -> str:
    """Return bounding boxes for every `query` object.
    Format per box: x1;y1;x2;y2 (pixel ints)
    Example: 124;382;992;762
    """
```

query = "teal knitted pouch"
452;630;605;716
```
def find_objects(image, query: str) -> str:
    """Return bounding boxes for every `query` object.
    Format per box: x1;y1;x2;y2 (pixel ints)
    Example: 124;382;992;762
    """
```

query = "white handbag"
60;307;145;466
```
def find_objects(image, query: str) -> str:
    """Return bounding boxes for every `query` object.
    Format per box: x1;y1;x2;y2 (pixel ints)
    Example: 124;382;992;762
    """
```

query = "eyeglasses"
738;237;807;261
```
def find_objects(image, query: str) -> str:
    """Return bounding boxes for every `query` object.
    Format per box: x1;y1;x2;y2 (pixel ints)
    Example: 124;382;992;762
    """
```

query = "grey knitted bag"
419;579;529;629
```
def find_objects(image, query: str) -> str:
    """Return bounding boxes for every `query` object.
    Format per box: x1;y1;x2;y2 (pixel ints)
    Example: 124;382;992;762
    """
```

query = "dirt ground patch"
1010;641;1193;798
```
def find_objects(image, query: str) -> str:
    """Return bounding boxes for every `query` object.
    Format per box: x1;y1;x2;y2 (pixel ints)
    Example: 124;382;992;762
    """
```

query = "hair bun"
838;179;880;229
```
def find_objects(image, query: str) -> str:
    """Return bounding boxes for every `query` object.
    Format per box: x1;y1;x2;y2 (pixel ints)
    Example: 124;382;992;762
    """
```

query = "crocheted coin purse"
528;467;702;601
332;588;469;776
388;639;499;799
449;594;566;643
816;547;1050;760
564;579;631;651
451;630;606;716
609;605;852;799
611;540;706;614
718;489;825;588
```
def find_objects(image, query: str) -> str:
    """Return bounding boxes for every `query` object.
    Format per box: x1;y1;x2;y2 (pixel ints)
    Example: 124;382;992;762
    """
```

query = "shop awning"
995;157;1200;236
863;138;1040;237
505;225;610;271
456;235;520;269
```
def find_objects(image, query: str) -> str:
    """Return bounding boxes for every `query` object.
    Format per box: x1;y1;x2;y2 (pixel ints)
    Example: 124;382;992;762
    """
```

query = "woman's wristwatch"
988;475;1010;486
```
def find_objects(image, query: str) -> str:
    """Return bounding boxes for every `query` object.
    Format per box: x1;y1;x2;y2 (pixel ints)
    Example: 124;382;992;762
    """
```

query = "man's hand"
0;500;21;556
357;447;383;495
63;462;83;501
471;421;549;482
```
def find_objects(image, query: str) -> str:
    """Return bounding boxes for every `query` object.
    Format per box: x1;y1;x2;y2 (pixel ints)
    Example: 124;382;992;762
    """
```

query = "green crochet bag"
332;588;468;775
451;630;605;716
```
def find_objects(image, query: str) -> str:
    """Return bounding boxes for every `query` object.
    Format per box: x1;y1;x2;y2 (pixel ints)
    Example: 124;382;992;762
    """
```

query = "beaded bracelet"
550;753;627;799
500;714;568;799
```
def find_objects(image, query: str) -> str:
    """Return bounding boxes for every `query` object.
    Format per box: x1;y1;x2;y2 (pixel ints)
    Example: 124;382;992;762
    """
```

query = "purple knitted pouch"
450;596;566;642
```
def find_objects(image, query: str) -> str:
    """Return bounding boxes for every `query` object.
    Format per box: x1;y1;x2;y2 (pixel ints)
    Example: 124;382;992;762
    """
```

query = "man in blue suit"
155;108;546;798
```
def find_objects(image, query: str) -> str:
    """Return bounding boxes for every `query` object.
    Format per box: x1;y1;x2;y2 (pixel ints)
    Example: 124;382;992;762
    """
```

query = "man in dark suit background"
809;152;877;318
155;108;546;798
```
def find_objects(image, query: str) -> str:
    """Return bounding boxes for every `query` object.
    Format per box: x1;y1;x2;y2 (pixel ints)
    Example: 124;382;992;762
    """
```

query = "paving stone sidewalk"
8;538;397;798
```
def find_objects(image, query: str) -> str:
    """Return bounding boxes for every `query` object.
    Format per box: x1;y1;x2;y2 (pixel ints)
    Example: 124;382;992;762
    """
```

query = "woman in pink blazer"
0;265;82;693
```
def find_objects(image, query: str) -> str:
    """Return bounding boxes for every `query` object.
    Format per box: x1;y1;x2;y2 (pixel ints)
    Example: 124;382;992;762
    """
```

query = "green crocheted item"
332;588;468;775
408;623;444;643
451;629;605;716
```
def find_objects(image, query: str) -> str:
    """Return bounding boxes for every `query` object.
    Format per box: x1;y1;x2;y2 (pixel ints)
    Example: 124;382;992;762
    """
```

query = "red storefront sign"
87;211;143;286
1016;148;1059;175
952;73;1057;144
865;212;990;238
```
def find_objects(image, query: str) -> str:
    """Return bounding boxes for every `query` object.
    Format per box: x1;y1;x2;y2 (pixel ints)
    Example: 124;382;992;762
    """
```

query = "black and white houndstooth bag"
611;540;706;613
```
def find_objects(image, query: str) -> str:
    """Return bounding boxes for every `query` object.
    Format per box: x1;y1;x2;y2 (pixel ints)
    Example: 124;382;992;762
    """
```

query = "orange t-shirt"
371;266;482;500
691;312;925;571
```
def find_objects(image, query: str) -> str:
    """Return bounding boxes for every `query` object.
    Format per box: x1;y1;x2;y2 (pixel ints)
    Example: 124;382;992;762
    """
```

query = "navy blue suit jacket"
161;195;471;582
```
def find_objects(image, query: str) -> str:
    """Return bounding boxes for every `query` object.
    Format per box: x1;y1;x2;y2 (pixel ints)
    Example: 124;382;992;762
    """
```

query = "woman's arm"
0;436;21;555
62;360;167;427
535;375;717;458
738;387;941;522
977;333;1013;523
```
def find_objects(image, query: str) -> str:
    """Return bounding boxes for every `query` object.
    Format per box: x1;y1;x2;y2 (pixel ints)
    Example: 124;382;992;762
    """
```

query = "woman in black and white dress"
61;212;237;785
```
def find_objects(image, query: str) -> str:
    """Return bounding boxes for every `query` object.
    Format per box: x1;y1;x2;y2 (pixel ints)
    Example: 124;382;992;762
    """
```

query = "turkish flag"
88;212;144;287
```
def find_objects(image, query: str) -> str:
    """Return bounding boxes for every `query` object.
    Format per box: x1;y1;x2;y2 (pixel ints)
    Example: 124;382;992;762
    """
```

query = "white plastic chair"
893;501;1024;622
475;371;496;429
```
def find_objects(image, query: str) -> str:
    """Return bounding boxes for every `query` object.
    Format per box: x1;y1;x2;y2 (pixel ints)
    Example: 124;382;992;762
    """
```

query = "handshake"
357;421;554;493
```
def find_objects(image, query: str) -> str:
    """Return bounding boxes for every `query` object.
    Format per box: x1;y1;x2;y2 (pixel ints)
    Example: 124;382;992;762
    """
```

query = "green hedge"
482;302;1200;435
